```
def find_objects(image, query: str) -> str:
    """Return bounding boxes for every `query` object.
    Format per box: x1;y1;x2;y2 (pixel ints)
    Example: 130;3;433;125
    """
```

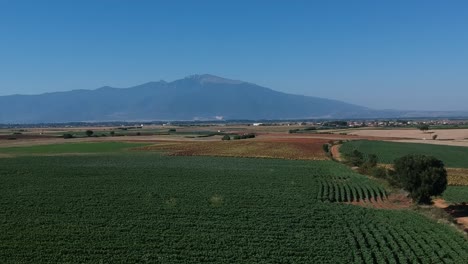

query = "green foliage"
231;133;255;140
63;133;74;139
370;166;389;179
393;154;447;203
85;130;94;137
367;154;378;167
0;142;150;155
418;124;430;131
221;135;231;141
322;144;329;153
442;186;468;203
317;175;386;202
0;155;466;262
341;140;468;168
345;149;365;166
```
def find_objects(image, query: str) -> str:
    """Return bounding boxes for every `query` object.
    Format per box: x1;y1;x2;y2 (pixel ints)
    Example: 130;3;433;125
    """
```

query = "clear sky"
1;0;467;111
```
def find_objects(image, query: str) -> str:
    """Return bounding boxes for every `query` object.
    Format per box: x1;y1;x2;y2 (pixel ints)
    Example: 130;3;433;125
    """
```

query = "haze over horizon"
1;0;468;111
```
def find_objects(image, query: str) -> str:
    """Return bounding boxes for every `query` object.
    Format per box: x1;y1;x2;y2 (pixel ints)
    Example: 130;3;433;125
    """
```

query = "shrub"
347;150;365;166
85;130;94;137
322;144;329;153
222;135;231;141
63;134;74;139
371;167;388;179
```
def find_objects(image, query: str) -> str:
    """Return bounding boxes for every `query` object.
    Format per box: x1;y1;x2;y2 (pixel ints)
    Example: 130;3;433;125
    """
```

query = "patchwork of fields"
0;150;467;263
340;140;468;204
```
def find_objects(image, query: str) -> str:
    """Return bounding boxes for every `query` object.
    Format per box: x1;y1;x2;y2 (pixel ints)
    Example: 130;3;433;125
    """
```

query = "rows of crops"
0;153;467;263
340;140;468;168
0;141;150;155
317;176;386;202
443;186;468;203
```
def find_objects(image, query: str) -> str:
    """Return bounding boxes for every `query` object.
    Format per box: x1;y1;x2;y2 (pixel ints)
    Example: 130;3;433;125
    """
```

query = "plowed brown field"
137;138;329;160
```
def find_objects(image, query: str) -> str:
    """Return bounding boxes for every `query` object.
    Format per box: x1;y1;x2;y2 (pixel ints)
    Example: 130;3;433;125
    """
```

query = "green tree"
418;124;430;132
222;135;231;141
393;154;447;204
85;130;94;137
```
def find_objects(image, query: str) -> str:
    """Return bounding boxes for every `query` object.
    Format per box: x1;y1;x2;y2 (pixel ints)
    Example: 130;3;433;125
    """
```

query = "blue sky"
1;0;467;111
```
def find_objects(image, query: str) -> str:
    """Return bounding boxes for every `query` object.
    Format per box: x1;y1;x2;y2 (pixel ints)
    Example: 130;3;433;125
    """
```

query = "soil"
346;192;413;210
330;144;342;161
349;128;468;141
433;198;468;232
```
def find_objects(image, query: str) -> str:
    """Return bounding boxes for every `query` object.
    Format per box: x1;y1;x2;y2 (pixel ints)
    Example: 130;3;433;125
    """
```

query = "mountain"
0;74;466;123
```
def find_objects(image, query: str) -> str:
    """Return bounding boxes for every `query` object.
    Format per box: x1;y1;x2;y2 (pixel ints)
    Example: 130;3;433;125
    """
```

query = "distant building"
252;123;263;126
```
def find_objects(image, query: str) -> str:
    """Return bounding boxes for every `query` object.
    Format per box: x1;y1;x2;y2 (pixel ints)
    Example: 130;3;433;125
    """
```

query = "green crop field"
0;142;151;155
0;152;467;263
443;186;468;203
341;140;468;168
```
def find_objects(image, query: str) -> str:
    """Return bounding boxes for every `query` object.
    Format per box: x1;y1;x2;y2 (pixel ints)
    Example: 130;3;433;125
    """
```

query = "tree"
85;130;94;137
393;154;447;204
418;124;430;132
110;131;115;136
221;135;231;141
432;134;438;140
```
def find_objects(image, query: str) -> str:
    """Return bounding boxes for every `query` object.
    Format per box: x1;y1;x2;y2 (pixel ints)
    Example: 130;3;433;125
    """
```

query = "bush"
233;135;241;140
322;144;329;153
371;167;388;179
63;134;74;139
347;150;365;166
367;154;378;167
222;135;231;141
393;154;447;204
85;130;94;137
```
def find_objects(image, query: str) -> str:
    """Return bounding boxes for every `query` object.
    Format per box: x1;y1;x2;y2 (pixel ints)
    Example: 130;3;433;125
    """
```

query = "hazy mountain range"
0;74;467;123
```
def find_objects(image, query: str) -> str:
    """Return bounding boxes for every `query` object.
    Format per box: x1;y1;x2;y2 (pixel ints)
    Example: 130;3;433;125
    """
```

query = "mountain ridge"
0;74;467;123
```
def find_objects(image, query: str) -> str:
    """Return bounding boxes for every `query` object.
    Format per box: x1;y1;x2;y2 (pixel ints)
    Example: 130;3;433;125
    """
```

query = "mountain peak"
185;74;244;85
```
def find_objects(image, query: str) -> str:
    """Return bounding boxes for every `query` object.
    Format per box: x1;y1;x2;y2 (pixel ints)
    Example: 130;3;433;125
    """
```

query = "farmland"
340;140;468;168
444;186;468;204
0;151;467;263
0;142;151;155
137;138;329;160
